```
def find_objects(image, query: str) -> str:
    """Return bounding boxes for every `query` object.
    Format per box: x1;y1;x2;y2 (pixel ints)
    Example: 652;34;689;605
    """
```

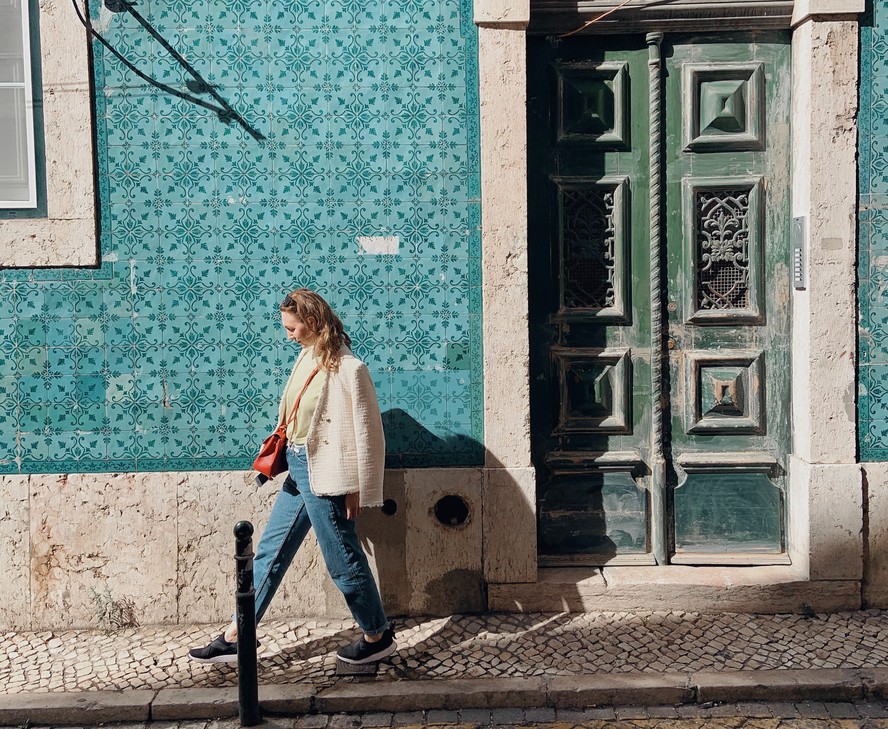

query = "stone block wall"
2;468;492;630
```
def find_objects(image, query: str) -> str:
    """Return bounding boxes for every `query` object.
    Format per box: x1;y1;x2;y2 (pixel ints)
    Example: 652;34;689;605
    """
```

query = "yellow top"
283;347;324;444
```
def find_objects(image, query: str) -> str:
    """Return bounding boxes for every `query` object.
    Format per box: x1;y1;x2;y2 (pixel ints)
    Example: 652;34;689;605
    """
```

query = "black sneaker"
336;624;397;665
188;633;238;664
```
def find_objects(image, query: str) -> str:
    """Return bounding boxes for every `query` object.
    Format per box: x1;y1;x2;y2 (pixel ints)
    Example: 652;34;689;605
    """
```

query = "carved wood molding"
530;0;796;33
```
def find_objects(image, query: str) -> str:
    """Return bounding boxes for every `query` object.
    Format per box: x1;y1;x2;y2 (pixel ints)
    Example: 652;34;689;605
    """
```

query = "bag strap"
281;366;320;430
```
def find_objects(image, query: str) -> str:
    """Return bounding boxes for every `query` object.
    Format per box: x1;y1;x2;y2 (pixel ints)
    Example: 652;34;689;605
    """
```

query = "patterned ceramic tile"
0;0;482;473
860;0;888;459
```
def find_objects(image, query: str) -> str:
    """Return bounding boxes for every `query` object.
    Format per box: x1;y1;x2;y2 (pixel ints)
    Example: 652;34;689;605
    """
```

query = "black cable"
70;0;264;141
70;0;220;113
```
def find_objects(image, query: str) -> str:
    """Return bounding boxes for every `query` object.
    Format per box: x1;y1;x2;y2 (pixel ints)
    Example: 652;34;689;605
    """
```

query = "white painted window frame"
0;0;97;267
0;0;38;209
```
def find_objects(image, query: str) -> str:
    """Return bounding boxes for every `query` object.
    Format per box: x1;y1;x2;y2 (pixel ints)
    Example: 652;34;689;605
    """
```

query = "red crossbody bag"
252;366;319;478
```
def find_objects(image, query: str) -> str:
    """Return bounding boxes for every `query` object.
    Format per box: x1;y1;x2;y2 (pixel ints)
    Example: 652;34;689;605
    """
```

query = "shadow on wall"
362;407;875;619
74;0;265;141
356;409;579;619
381;409;484;468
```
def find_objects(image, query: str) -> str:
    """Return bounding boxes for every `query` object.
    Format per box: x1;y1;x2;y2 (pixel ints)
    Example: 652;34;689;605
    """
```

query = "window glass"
0;0;36;208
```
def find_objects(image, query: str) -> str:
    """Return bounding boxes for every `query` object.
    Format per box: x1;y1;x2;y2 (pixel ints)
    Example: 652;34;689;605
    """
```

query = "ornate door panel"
665;37;791;562
529;38;656;565
528;33;792;565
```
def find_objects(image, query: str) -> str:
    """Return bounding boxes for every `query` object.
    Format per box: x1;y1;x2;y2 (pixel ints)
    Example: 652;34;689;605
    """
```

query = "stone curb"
0;689;155;726
315;677;547;714
695;669;866;704
152;687;239;721
547;673;694;707
1;669;886;726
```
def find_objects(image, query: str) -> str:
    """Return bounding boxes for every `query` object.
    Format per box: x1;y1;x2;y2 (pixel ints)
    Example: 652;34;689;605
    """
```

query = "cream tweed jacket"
278;346;386;507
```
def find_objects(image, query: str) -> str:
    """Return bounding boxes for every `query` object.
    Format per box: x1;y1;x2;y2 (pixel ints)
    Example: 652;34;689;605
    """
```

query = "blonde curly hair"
280;289;351;371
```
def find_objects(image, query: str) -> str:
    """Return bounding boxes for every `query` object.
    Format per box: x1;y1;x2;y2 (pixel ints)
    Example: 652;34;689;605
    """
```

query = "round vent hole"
434;494;470;526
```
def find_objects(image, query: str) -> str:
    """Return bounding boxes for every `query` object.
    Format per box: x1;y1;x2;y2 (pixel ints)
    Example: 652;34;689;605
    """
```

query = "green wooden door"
528;32;792;566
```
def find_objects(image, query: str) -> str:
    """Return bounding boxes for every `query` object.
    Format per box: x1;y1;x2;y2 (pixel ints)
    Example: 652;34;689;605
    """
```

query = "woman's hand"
345;492;361;520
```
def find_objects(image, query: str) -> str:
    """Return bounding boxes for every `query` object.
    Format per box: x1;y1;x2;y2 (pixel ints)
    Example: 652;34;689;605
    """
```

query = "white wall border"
476;2;537;585
0;0;98;267
789;17;862;582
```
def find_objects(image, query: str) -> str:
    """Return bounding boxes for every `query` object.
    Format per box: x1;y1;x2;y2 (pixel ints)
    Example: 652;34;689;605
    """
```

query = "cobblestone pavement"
21;702;888;728
3;610;888;694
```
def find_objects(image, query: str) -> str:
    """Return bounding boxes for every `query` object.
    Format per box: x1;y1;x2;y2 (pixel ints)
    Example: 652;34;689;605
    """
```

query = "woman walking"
189;288;395;665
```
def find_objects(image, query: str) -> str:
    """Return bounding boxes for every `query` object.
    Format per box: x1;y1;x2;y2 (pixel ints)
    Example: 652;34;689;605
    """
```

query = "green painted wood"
538;471;648;556
664;33;792;557
673;472;783;553
529;32;792;565
529;36;654;564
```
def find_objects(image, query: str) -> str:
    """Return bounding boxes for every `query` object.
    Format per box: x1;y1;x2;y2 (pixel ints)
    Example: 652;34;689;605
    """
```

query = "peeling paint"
357;235;400;255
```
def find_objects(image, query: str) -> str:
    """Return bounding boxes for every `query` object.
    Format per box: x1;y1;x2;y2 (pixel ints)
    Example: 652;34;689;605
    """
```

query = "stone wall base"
0;468;503;630
864;463;888;609
6;463;888;629
489;567;861;613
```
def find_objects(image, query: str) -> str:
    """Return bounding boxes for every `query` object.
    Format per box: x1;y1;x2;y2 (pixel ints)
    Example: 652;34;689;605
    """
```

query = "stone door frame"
477;0;864;609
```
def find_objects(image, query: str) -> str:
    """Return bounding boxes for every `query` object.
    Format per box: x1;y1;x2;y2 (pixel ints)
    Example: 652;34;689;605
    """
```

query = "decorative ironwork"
696;189;751;310
562;187;617;310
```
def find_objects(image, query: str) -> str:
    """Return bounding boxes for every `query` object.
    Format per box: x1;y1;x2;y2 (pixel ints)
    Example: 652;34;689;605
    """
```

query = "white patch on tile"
357;235;400;255
95;4;116;32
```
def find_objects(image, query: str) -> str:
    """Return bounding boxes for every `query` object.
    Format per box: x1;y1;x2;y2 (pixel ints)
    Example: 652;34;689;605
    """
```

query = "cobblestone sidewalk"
3;610;888;695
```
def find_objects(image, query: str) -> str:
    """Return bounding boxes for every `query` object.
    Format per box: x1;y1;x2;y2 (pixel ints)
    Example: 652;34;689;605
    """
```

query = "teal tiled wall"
0;0;482;472
860;0;888;459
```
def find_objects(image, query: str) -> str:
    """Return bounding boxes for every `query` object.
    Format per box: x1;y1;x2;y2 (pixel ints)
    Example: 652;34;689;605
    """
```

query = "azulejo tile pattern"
0;0;482;473
860;0;888;459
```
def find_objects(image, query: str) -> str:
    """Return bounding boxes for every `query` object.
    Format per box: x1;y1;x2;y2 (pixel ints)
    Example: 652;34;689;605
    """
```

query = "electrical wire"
560;0;641;38
69;0;263;140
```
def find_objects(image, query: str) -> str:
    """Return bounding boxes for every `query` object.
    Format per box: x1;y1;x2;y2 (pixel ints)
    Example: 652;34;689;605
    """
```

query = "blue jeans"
249;444;389;635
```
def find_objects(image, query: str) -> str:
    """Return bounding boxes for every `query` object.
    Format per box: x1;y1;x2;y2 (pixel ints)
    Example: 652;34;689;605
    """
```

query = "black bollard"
234;521;261;726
